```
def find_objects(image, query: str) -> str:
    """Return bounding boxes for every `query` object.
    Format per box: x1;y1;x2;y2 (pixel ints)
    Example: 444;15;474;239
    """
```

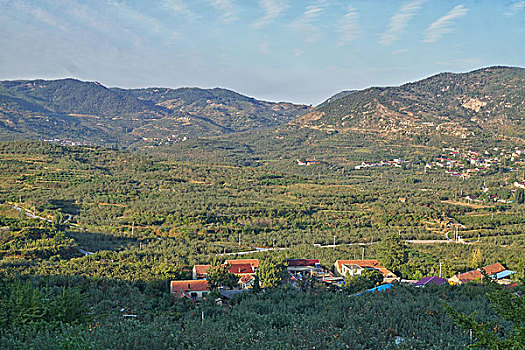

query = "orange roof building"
448;263;509;285
228;263;255;276
482;263;506;275
334;260;398;283
170;280;209;301
225;259;259;269
192;264;212;280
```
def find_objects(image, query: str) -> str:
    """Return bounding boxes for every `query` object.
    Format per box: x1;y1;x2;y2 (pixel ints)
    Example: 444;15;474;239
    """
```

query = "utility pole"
131;221;135;237
238;232;241;246
362;247;365;260
273;238;276;249
439;262;443;278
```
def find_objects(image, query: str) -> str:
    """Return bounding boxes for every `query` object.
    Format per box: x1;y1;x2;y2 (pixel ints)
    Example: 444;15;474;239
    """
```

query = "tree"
471;248;484;269
257;257;285;288
511;188;522;203
252;274;261;293
206;264;239;291
377;234;408;275
53;209;67;231
444;284;525;349
343;269;383;294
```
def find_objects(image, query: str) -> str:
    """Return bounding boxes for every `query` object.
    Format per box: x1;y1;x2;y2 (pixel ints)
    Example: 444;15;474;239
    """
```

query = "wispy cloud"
379;0;425;46
504;1;525;16
423;4;468;43
253;0;288;28
211;0;239;23
164;0;197;19
108;0;163;32
290;1;325;43
392;48;408;55
13;2;69;31
337;5;359;46
60;0;114;34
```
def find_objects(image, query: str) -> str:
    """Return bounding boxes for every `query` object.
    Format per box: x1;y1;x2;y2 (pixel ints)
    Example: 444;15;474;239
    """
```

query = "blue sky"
1;0;524;104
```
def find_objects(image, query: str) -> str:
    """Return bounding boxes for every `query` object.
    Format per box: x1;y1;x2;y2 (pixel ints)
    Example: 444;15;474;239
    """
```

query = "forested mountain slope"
165;67;524;166
0;79;310;145
294;66;524;140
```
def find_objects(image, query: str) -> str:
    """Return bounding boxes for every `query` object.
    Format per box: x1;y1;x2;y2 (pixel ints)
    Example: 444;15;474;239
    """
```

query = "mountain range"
0;79;309;145
295;66;524;140
0;66;523;148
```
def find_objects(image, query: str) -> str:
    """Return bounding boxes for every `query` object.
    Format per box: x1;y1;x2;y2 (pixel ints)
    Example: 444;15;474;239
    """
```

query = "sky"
0;0;524;105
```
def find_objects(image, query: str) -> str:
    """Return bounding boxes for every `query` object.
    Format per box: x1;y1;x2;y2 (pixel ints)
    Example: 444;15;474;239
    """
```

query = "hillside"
164;67;524;167
294;66;524;140
0;79;310;145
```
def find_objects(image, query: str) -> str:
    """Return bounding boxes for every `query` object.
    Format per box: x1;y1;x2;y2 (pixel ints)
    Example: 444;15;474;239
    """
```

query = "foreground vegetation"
0;140;524;348
1;278;518;350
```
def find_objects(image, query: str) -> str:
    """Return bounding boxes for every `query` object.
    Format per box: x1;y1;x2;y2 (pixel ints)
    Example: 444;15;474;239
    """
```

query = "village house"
286;259;321;274
284;259;341;286
192;264;212;280
227;263;255;276
170;280;209;301
193;259;259;280
334;260;398;284
448;263;515;285
225;259;259;269
190;259;259;291
238;275;255;289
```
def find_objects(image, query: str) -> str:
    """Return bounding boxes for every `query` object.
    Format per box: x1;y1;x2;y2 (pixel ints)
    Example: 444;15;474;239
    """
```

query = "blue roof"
369;283;393;293
350;283;393;297
491;270;516;279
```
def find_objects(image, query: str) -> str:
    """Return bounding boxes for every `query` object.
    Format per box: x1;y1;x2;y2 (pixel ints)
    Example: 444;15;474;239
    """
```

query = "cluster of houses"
170;258;398;301
171;259;259;301
354;159;408;170
141;135;188;144
170;258;519;301
351;147;525;180
429;147;525;178
44;138;90;146
171;259;516;301
448;263;516;285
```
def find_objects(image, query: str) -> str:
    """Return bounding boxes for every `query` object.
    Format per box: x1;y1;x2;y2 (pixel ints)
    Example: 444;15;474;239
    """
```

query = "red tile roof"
170;280;209;297
456;270;483;283
228;263;254;275
454;263;507;284
286;259;320;267
225;259;259;268
482;263;506;275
